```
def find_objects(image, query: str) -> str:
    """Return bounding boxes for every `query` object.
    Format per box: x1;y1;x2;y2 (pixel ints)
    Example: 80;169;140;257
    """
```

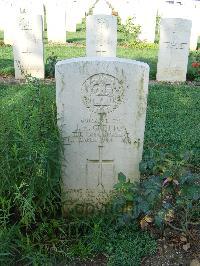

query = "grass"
0;80;158;265
144;83;200;167
0;80;199;264
0;21;199;264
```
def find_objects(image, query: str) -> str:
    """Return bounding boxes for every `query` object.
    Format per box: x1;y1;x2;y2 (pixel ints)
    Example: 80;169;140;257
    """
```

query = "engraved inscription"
64;120;131;144
82;73;124;114
163;41;187;49
96;18;109;55
65;73;131;145
163;31;187;50
96;18;113;56
19;17;32;31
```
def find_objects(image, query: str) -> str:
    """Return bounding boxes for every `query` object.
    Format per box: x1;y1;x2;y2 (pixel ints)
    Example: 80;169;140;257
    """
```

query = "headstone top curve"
55;57;149;69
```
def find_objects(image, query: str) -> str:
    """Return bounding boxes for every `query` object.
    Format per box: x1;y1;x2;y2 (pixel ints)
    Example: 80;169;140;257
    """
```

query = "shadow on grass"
136;56;157;80
67;37;86;43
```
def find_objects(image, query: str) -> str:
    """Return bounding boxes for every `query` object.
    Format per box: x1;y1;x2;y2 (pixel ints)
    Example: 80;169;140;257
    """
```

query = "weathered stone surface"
13;13;44;79
157;18;191;82
86;15;117;57
56;57;149;213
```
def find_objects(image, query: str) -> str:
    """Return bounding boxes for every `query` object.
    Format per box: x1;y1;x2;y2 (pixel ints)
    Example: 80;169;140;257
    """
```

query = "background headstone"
135;0;158;43
0;0;5;31
3;0;16;45
56;57;149;212
46;0;66;43
86;15;117;57
109;0;158;43
158;1;199;50
65;0;79;32
156;18;192;82
13;13;44;79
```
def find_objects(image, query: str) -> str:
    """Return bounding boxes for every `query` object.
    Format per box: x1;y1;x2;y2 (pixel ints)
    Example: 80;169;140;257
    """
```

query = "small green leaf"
154;215;163;228
125;194;134;201
118;172;126;183
113;183;122;190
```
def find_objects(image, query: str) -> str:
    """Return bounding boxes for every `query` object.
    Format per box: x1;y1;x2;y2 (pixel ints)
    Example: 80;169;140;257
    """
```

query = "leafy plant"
191;62;200;82
118;16;141;43
0;81;156;265
80;17;86;31
0;80;61;263
188;50;200;81
113;154;200;235
45;53;58;78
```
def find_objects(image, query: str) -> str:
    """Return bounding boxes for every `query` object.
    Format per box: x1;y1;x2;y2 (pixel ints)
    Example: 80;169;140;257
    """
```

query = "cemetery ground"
0;26;200;265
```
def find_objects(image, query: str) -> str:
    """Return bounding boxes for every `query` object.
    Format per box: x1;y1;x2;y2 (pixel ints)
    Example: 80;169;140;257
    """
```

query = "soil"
142;226;200;266
1;76;200;88
69;254;107;266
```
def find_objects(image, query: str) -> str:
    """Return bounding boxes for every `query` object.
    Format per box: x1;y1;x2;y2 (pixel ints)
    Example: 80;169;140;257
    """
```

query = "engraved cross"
87;145;113;187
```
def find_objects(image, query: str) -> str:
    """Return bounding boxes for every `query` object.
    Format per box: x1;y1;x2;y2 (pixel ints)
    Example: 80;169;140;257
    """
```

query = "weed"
45;53;58;78
113;155;200;235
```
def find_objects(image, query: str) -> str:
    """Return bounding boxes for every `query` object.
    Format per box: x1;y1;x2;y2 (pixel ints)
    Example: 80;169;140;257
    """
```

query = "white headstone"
156;18;192;82
86;15;117;57
65;0;78;32
56;57;149;212
0;1;5;31
109;0;158;43
3;0;45;45
3;0;16;45
110;0;137;25
17;0;44;18
135;0;158;43
93;0;112;15
13;14;44;79
159;2;199;50
46;1;66;43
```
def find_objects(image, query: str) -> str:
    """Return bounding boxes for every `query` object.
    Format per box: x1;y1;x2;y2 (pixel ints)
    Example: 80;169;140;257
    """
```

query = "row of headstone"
0;0;90;45
1;0;199;48
12;10;193;83
12;12;118;79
